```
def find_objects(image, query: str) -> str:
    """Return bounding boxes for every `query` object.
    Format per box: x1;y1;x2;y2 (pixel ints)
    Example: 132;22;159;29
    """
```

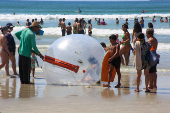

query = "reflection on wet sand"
0;77;46;99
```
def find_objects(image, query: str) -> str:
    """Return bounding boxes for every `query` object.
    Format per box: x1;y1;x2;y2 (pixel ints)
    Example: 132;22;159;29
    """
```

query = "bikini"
73;26;77;34
122;34;130;45
0;41;6;51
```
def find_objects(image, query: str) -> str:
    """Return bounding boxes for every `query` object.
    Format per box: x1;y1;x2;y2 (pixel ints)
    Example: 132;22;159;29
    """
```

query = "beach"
0;0;170;112
0;71;170;113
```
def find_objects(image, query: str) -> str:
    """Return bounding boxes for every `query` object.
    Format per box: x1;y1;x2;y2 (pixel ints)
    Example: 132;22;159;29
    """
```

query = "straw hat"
29;21;42;28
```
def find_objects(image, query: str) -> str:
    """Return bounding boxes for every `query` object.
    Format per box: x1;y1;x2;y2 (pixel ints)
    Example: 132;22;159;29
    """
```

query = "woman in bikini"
119;24;131;65
73;18;78;34
0;26;12;76
88;20;92;36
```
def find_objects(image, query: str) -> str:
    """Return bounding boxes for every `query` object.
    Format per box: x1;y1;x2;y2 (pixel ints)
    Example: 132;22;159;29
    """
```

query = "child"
30;52;39;77
116;34;119;44
100;42;110;52
66;22;72;35
103;34;121;88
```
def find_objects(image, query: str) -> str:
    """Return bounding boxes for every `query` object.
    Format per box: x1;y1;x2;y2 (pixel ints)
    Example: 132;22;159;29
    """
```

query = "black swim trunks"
67;31;71;35
109;56;121;69
62;29;65;36
149;64;157;73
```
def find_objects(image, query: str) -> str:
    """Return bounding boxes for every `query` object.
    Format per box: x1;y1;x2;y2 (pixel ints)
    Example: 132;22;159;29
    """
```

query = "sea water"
0;0;170;75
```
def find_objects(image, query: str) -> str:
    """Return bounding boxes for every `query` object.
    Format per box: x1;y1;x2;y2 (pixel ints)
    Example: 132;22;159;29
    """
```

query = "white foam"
11;27;170;37
1;13;170;20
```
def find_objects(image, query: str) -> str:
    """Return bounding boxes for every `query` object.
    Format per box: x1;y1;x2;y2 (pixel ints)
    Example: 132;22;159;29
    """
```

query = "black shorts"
109;56;121;69
149;65;157;73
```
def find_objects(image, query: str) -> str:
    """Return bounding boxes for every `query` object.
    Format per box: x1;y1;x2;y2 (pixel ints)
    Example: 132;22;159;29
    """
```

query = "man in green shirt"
15;22;44;84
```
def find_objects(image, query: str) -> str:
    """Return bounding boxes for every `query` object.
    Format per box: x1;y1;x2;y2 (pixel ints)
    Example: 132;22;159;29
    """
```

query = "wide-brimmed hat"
0;26;8;31
29;21;42;29
6;23;15;28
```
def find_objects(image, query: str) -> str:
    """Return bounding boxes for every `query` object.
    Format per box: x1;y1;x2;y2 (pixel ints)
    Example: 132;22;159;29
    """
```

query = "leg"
115;68;121;88
124;50;130;65
0;51;10;75
5;56;10;76
103;64;114;87
22;56;31;84
120;56;125;65
144;69;150;92
149;73;153;89
119;45;131;65
19;55;24;84
9;55;18;75
153;72;157;88
32;67;35;77
136;69;142;92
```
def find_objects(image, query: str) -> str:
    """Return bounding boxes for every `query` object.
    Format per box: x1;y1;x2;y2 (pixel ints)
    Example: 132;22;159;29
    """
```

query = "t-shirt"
15;28;40;57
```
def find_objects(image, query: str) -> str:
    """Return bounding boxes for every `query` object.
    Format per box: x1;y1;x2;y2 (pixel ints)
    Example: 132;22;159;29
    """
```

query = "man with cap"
5;23;18;76
15;21;44;84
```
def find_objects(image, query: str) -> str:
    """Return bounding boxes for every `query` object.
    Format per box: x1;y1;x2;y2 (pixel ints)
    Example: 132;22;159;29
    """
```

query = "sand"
0;71;170;113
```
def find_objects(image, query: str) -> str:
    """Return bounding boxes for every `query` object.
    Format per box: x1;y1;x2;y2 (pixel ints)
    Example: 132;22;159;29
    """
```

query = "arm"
31;35;43;59
15;30;22;40
36;58;39;67
132;28;134;42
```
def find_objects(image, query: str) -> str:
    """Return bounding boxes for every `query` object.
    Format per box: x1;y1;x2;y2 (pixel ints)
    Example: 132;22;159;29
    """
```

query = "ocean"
0;1;170;75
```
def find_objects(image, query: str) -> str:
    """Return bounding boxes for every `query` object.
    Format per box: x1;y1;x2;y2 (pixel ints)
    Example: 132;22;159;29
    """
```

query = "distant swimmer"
141;10;145;13
164;17;168;22
76;8;81;13
152;16;156;22
160;17;164;22
116;18;119;24
101;19;107;25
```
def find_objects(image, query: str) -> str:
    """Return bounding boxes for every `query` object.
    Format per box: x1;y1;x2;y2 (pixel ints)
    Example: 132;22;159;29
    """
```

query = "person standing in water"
66;22;72;35
5;23;18;75
139;17;144;28
77;19;85;34
88;20;92;36
73;18;78;34
61;18;66;36
15;22;44;84
0;26;12;76
119;24;131;65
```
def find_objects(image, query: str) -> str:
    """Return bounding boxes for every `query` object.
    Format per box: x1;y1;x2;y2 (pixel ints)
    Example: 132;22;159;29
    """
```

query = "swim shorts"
78;30;84;34
140;24;144;28
109;56;121;69
149;64;157;73
62;29;65;36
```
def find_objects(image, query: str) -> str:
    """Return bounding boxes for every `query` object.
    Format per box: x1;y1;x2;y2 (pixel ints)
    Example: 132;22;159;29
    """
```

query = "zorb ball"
43;34;105;85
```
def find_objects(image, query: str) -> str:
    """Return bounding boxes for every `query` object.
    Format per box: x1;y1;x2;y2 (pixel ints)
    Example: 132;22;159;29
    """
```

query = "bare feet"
115;83;121;88
103;83;111;88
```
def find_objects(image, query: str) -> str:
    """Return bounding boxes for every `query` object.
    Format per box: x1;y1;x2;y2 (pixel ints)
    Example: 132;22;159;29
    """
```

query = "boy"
30;52;39;78
100;42;110;52
66;22;72;35
103;34;121;88
146;28;159;89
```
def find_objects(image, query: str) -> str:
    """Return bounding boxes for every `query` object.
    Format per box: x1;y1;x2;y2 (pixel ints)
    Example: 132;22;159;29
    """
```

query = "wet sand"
0;71;170;113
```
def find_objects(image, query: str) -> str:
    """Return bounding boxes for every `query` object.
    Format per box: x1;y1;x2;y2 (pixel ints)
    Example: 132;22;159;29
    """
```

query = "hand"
157;54;160;58
39;53;44;60
108;58;112;62
8;52;13;57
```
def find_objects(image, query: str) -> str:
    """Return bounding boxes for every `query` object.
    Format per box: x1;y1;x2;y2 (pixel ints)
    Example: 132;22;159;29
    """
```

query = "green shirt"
15;28;40;57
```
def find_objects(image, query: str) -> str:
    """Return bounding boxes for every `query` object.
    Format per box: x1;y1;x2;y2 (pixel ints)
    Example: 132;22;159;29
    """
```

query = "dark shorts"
88;31;92;35
149;64;157;73
109;56;121;69
67;31;71;35
62;29;65;36
78;30;84;34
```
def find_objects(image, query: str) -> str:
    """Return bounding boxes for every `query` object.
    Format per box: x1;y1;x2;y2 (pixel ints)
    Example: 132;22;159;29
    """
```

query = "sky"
18;0;150;1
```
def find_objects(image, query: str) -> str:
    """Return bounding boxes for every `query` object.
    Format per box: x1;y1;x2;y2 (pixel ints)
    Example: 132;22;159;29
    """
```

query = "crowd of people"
101;20;159;93
0;16;164;90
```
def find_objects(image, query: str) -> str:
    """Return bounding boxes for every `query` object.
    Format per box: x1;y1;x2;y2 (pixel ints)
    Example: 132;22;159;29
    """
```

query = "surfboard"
101;51;116;82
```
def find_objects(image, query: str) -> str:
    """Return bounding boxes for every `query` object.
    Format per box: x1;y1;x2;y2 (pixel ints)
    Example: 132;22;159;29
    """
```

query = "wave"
1;13;170;20
12;27;170;37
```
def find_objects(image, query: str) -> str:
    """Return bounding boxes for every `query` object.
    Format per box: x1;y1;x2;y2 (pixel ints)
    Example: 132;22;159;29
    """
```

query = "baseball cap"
6;23;15;28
